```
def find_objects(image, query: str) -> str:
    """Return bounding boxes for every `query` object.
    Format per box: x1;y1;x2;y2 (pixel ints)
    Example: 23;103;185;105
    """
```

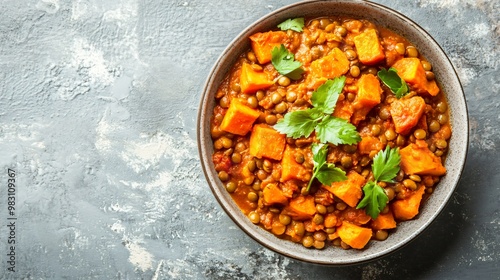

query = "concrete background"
0;0;498;279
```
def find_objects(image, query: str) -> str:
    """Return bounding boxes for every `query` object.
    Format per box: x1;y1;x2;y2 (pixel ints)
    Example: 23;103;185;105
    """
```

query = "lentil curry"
210;16;451;250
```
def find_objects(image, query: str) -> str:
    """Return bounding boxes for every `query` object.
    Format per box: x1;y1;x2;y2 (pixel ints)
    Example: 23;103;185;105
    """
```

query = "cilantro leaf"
356;181;389;219
307;143;347;191
274;108;323;139
377;67;409;98
273;77;361;146
271;44;304;80
372;146;401;183
311;142;328;168
316;163;347;186
277;18;305;32
311;76;346;114
315;116;361;145
356;146;401;219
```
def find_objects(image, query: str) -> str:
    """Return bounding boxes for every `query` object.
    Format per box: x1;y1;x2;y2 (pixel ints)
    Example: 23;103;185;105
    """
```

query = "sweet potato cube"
353;29;385;65
358;136;384;155
249;31;288;64
371;211;397;230
219;98;260;135
249;124;286;160
354;74;382;108
390;96;426;135
391;58;440;96
307;48;350;89
239;62;274;94
352;74;382;124
400;140;446;176
262;183;288;206
337;221;373;249
392;185;426;220
280;145;310;182
322;171;366;208
283;195;316;220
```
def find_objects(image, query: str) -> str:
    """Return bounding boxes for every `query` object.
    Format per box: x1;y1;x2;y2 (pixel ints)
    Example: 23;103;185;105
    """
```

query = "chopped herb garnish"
377;67;409;98
274;76;361;146
315;116;361;145
271;44;304;80
307;143;347;191
357;146;401;219
273;108;323;139
277;18;305;32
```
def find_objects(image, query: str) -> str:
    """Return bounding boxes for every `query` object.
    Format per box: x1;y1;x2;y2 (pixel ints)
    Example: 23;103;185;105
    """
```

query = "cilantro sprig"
277;18;305;32
356;146;401;219
271;44;304;80
377;67;409;98
273;76;361;145
307;143;347;191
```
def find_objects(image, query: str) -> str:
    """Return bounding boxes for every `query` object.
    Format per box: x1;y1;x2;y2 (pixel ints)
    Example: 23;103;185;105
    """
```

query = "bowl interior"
198;0;468;265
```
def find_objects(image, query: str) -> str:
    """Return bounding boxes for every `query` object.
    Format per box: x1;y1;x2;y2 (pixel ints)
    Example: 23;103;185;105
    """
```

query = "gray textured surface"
0;0;498;279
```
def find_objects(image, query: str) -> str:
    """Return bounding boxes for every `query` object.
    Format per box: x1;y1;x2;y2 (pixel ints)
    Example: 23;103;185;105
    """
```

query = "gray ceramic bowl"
197;0;468;265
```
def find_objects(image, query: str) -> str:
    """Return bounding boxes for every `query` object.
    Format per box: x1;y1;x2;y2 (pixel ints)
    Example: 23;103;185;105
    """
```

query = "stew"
210;16;451;250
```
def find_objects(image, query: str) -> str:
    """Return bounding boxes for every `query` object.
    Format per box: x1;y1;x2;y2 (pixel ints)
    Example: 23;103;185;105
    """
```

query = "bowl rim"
197;0;469;265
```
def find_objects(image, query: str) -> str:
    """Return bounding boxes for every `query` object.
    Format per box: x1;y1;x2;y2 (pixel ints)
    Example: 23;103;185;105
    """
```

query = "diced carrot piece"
400;140;446;176
390;96;426;135
432;123;452;141
371;211;397;230
392;185;426;220
416;114;428;131
262;183;288;206
283;195;316;220
322;171;366;208
344;20;363;34
239;62;274;94
352;74;382;124
341;207;372;225
358;136;384;155
249;31;288;64
285;220;305;242
304;220;324;232
249;124;286;160
337;221;373;249
391;58;440;96
307;48;350;89
324;213;339;228
353;29;385;65
333;99;353;121
219;98;260;135
280;145;310;182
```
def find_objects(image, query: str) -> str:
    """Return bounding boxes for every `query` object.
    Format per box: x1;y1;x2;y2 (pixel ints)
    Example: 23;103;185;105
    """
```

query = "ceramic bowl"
197;0;468;265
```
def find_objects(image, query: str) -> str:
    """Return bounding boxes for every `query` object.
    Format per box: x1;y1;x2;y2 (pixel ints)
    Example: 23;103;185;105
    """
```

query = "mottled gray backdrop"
0;0;498;279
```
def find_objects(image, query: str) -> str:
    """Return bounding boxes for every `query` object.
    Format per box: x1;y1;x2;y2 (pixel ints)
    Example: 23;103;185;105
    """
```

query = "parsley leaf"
273;108;323;139
377;67;409;98
277;18;305;32
356;146;401;219
356;181;389;219
274;77;361;146
271;44;304;80
307;143;347;191
372;145;401;183
315;116;361;145
311;77;346;114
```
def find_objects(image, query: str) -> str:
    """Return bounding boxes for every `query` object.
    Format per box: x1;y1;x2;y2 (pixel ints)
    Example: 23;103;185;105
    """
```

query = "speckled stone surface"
0;0;498;279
